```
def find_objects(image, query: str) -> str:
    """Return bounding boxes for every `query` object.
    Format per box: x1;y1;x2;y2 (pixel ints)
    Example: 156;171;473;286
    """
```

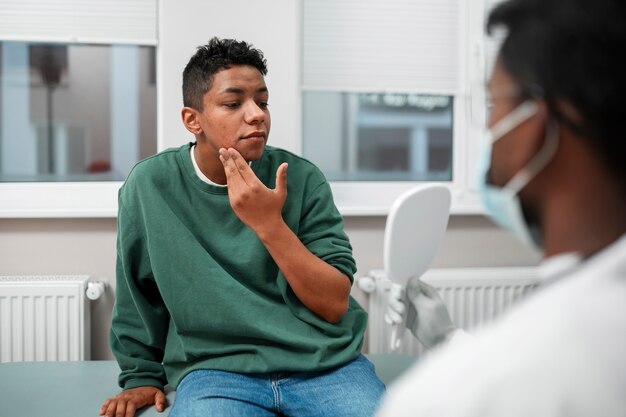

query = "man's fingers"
219;148;243;184
115;400;127;417
105;399;118;417
218;148;239;178
218;147;229;162
275;163;288;195
104;400;114;417
100;387;161;417
125;402;136;417
100;399;110;415
227;148;259;185
227;148;250;170
155;390;166;412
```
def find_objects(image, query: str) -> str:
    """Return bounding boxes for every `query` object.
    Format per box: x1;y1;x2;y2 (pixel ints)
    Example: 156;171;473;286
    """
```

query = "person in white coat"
377;0;626;415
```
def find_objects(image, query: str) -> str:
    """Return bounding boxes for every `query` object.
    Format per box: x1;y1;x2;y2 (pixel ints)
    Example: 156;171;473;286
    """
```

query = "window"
303;91;453;182
301;0;498;214
0;0;157;217
0;41;156;182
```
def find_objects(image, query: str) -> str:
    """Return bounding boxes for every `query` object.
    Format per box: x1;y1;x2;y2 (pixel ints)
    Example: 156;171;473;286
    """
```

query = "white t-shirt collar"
190;145;227;187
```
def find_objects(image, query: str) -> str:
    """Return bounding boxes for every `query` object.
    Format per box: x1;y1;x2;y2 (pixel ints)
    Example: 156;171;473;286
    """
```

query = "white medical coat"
377;234;626;417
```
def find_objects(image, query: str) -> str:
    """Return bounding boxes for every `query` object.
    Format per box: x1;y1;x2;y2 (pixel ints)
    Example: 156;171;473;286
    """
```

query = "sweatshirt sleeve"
110;196;169;391
298;179;357;282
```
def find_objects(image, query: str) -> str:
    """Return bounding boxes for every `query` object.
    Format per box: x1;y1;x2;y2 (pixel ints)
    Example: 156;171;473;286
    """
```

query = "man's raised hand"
218;147;288;236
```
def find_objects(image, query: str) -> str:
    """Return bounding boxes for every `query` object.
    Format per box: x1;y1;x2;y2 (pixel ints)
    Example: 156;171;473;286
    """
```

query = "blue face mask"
476;100;559;249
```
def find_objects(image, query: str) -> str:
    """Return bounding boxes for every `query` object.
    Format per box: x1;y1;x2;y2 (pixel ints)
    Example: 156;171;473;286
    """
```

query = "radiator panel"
366;267;539;355
0;276;90;362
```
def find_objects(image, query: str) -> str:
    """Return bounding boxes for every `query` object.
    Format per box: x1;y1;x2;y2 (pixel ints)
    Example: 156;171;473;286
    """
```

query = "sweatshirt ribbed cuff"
123;378;165;391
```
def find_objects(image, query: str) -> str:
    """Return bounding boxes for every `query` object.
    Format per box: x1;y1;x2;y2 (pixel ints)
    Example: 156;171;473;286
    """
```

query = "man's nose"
244;101;265;124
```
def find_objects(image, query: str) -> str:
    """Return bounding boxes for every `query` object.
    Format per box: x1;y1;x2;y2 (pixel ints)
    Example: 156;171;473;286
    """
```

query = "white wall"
0;0;541;360
0;218;117;359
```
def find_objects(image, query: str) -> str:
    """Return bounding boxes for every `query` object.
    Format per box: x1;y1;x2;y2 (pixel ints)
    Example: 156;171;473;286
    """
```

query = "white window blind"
302;0;460;94
0;0;157;45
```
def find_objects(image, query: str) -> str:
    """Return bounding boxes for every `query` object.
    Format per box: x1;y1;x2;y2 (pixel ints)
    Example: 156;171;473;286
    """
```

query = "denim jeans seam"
271;377;281;414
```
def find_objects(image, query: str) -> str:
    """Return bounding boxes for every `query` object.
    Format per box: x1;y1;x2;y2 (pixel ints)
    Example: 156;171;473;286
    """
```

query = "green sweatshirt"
111;143;367;390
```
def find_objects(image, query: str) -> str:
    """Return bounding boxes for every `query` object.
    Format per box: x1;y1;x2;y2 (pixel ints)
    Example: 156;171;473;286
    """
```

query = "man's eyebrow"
218;86;268;95
219;87;244;95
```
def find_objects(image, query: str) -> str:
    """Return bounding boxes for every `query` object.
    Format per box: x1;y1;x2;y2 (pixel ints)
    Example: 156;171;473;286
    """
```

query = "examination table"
0;354;415;417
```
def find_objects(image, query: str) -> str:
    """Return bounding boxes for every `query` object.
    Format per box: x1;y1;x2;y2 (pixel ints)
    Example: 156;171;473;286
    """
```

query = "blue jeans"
169;354;385;417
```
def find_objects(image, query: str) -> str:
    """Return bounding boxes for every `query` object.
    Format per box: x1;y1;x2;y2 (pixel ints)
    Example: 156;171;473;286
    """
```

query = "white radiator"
361;267;539;355
0;275;91;362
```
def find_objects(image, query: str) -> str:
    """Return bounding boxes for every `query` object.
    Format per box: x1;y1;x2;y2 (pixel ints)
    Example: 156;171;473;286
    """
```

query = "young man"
377;0;626;415
100;38;384;417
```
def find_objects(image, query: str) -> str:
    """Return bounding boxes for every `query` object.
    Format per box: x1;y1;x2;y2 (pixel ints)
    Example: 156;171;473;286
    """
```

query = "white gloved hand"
384;283;409;350
405;277;457;349
384;283;406;326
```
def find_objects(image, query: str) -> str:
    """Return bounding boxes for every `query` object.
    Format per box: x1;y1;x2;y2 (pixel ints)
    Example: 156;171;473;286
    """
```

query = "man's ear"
555;99;585;131
182;107;202;135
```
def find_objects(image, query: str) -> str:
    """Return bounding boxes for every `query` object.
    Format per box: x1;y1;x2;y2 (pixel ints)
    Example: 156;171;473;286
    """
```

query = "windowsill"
330;182;484;216
0;182;121;218
0;173;125;182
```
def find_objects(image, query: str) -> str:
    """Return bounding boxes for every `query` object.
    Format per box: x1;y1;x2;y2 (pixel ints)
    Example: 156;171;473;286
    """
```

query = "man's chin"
238;144;266;162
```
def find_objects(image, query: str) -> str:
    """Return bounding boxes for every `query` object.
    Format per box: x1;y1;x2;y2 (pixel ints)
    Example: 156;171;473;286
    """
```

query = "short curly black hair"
487;0;626;190
182;37;267;110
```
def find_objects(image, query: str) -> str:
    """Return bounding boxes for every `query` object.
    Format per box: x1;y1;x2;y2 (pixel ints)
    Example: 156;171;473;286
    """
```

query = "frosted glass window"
0;41;156;182
302;92;453;182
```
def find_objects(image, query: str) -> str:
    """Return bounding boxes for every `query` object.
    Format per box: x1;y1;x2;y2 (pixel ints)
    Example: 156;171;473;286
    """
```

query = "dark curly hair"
487;0;626;190
182;37;267;110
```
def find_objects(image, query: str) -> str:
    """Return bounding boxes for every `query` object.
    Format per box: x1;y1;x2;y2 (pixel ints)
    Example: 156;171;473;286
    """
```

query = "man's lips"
241;131;266;140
